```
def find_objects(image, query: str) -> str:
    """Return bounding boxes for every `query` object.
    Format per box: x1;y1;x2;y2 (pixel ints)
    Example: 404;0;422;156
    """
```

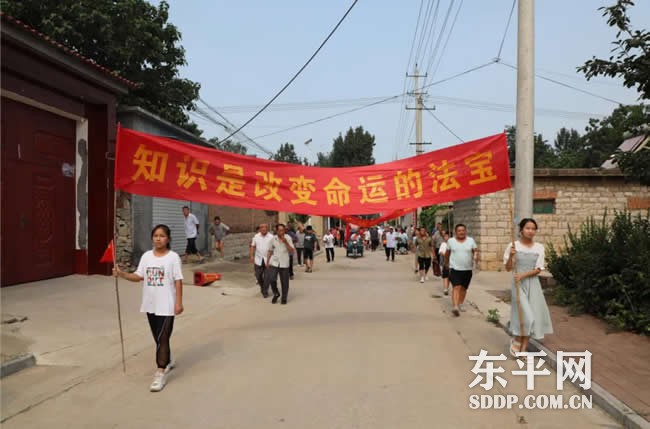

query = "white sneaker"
459;304;467;312
424;276;428;281
150;371;167;392
420;277;424;283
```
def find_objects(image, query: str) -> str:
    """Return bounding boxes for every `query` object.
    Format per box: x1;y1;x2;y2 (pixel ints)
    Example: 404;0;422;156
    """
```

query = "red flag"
100;240;115;264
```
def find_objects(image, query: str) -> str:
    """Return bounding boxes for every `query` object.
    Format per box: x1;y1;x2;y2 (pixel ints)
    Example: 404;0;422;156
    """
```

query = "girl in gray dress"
504;218;553;357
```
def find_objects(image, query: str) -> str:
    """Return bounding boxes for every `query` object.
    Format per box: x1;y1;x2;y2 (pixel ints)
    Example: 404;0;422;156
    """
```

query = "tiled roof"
1;12;138;88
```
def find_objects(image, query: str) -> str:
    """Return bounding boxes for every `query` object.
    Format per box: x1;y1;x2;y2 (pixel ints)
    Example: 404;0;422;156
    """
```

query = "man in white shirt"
323;229;336;262
363;229;371;250
250;223;275;297
265;224;296;304
385;227;397;262
445;224;479;316
182;206;203;263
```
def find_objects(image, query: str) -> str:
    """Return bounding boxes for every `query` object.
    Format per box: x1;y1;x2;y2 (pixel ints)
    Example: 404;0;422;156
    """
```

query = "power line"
424;0;456;81
221;0;360;142
254;94;403;139
430;0;463;78
424;103;463;142
418;0;441;81
420;60;496;91
498;61;626;105
496;0;517;60
406;0;426;73
414;0;435;64
198;98;273;155
253;62;498;140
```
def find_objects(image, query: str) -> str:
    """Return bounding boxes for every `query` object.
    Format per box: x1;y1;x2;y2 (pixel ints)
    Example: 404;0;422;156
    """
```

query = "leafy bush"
547;211;650;335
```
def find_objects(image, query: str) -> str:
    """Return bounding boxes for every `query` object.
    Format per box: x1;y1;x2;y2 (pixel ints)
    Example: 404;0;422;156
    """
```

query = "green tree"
1;0;201;134
419;206;442;233
614;146;650;185
578;0;650;100
208;137;248;155
505;126;557;168
326;126;376;167
316;152;332;167
272;143;301;164
581;104;650;167
553;127;585;168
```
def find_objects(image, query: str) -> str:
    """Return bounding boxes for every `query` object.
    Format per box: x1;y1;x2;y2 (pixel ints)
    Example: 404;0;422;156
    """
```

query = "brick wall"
468;173;650;270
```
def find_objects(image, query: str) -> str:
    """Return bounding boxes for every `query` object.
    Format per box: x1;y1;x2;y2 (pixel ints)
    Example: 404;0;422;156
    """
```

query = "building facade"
1;14;132;286
453;169;650;271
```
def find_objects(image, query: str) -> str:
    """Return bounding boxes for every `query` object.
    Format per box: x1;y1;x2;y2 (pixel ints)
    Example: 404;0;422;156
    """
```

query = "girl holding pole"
504;218;553;357
114;224;184;391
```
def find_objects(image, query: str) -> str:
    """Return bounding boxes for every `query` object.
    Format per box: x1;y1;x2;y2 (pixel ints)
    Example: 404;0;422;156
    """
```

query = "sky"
154;0;648;163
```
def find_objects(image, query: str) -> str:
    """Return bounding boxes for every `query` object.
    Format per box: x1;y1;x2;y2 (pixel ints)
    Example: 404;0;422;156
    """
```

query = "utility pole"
406;65;433;155
406;65;434;228
514;0;535;221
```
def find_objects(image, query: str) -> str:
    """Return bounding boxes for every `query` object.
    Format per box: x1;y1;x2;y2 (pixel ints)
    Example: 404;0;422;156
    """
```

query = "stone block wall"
216;232;256;260
452;197;481;234
473;174;650;271
208;205;277;233
115;191;134;269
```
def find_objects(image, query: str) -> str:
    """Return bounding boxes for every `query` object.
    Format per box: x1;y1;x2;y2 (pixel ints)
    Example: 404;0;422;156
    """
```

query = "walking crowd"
113;206;553;392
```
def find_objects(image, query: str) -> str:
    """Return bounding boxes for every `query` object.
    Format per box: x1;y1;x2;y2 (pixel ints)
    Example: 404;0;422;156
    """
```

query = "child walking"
504;218;553;357
114;224;184;392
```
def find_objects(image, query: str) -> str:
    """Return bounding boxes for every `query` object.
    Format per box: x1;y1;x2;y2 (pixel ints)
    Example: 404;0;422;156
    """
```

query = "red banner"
115;127;511;216
338;209;414;228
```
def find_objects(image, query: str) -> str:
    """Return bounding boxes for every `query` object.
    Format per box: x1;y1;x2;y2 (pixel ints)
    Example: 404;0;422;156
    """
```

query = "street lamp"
304;138;313;165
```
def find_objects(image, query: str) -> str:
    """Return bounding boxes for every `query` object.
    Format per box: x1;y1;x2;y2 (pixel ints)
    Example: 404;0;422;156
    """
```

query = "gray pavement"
1;249;619;428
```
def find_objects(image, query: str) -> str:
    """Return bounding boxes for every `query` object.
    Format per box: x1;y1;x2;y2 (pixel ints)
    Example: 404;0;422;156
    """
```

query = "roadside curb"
528;338;650;429
471;300;650;429
1;353;36;378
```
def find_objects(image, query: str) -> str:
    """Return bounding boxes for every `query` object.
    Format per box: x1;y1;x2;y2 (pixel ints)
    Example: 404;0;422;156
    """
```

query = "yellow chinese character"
176;156;209;191
289;175;317;205
465;151;498;185
323;177;351;207
429;160;461;193
358;175;388;203
394;169;423;200
255;171;282;201
132;144;168;183
216;164;246;197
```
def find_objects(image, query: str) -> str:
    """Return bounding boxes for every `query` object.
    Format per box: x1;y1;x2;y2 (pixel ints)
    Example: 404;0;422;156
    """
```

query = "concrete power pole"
514;0;535;221
406;65;433;228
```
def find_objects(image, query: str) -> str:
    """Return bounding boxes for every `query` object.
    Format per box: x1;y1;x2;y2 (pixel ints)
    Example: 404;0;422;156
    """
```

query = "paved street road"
2;249;618;428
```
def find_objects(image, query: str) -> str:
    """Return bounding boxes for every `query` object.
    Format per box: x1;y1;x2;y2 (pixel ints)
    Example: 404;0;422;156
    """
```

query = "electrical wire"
250;61;506;141
496;0;517;60
430;0;463;79
424;0;456;81
253;94;403;139
406;0;426;73
498;61;626;105
424;104;464;142
198;98;273;155
221;0;360;142
420;60;496;91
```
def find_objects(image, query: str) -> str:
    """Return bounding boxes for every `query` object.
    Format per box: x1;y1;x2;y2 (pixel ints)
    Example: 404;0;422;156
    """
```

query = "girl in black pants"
114;224;184;392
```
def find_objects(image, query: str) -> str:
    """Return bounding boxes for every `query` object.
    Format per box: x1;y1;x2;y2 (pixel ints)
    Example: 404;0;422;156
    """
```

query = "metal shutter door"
152;197;191;255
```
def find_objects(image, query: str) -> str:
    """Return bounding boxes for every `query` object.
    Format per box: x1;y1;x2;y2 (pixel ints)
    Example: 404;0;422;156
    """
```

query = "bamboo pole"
508;190;525;353
114;124;126;373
